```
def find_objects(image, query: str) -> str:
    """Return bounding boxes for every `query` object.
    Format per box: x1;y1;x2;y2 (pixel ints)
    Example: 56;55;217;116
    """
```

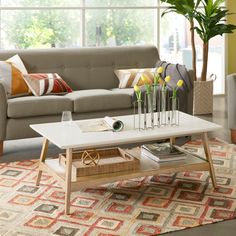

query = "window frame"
0;0;226;94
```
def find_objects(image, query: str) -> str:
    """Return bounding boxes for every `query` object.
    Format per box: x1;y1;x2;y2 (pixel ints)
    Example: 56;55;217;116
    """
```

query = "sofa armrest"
0;82;7;140
156;61;194;115
227;74;236;129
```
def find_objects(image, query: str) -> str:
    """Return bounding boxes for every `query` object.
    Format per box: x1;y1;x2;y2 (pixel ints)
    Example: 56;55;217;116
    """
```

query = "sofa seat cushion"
111;88;134;96
8;95;72;118
66;89;132;113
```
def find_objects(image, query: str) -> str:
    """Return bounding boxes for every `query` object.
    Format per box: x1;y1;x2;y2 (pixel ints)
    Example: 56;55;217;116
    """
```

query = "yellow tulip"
134;84;142;102
141;74;149;84
157;66;163;74
177;79;184;87
165;75;171;83
134;84;140;93
141;74;152;94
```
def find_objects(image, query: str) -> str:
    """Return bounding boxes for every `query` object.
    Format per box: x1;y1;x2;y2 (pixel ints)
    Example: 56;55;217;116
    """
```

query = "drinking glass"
61;111;72;123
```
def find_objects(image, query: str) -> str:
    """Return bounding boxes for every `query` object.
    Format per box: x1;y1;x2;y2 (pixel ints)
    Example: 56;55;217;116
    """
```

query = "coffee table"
30;112;221;214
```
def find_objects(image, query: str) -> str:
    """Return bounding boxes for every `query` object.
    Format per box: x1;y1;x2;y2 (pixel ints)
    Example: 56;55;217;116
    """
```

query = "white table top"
30;112;221;150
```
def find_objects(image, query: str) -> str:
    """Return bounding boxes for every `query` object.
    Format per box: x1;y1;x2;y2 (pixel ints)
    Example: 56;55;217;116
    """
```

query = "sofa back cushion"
0;46;159;90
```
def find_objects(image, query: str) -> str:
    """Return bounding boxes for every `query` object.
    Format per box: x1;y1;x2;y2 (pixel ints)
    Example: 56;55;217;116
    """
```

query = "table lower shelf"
40;148;210;192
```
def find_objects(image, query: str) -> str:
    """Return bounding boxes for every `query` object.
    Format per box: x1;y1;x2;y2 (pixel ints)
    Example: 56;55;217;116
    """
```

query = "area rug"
0;138;235;236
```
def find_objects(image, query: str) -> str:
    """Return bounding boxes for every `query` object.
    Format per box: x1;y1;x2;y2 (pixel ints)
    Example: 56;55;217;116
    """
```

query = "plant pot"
193;79;213;115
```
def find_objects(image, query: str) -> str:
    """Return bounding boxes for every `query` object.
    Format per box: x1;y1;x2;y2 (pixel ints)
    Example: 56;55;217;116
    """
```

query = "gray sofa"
227;73;236;143
0;45;193;155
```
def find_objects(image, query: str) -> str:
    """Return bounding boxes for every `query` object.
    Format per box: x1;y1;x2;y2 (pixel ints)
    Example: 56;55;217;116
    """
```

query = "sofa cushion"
114;68;155;88
111;88;134;96
0;55;30;97
23;73;73;96
66;89;132;113
8;95;72;118
0;46;160;91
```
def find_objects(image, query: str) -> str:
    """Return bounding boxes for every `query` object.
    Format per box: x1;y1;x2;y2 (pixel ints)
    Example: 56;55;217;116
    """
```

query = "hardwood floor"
195;95;230;142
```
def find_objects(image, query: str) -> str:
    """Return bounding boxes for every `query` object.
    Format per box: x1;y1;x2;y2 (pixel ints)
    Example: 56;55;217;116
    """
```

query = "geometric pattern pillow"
114;68;155;88
0;55;30;96
23;73;73;96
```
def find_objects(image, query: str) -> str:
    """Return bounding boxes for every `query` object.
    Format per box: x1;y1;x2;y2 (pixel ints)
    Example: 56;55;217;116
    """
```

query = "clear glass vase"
133;100;145;130
160;86;168;126
152;85;157;112
154;85;161;127
144;92;154;129
169;96;179;126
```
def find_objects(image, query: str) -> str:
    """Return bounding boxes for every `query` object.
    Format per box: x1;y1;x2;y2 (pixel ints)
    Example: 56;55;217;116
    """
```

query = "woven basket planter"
193;79;213;115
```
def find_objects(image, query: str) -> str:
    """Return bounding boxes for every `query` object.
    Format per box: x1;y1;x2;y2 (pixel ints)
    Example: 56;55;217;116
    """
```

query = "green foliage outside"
5;0;155;49
86;0;154;46
160;0;236;81
6;0;80;49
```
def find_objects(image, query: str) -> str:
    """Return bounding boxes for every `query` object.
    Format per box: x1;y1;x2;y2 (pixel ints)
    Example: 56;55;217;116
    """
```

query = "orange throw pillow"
0;55;30;96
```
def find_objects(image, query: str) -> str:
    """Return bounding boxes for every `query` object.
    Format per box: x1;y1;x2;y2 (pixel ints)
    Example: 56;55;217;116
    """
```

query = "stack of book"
141;143;187;163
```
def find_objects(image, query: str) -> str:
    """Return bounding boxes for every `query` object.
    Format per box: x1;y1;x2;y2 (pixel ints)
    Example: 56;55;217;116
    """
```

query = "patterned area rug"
0;138;236;236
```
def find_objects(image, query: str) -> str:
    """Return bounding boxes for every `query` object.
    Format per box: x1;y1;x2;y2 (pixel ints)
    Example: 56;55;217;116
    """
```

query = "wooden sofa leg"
0;140;3;156
231;129;236;144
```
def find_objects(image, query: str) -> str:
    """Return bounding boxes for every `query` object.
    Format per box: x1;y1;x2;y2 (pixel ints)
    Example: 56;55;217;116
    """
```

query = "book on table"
141;143;187;163
78;116;124;132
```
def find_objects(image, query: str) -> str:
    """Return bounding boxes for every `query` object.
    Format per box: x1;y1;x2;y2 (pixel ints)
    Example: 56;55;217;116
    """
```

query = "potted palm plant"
160;0;236;114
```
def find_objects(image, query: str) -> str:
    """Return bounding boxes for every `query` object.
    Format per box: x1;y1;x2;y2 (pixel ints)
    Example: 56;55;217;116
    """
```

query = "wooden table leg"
202;133;217;188
0;140;3;156
231;129;236;144
36;138;49;186
170;137;176;145
65;148;73;215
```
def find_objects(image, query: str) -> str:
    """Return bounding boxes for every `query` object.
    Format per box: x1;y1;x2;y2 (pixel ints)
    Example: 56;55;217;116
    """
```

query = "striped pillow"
114;68;155;88
0;55;30;97
23;73;73;96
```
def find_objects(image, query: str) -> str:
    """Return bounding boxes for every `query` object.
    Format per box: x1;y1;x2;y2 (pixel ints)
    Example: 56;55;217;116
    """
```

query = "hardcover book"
141;143;187;163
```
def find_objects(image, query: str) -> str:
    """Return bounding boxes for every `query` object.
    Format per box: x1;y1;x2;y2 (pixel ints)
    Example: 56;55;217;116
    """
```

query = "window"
0;0;225;94
159;10;225;94
1;9;81;49
85;8;156;47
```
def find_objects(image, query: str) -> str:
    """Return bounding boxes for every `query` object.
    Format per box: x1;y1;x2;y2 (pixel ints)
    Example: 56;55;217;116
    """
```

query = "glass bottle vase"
169;96;179;126
144;92;154;129
152;85;157;112
133;100;145;130
160;87;168;126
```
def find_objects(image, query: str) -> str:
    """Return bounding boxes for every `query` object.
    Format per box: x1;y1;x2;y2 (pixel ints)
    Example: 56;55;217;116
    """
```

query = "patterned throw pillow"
23;73;73;96
114;68;155;88
0;55;30;96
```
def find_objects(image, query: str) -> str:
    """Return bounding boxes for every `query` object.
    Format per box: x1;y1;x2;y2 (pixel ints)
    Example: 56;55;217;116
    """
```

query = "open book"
78;116;124;132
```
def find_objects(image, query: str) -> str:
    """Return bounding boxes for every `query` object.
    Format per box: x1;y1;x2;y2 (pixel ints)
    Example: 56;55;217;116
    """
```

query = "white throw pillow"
7;54;28;74
0;54;29;96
